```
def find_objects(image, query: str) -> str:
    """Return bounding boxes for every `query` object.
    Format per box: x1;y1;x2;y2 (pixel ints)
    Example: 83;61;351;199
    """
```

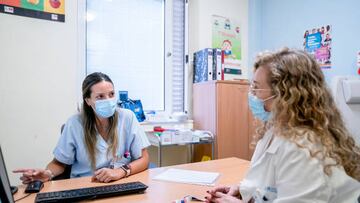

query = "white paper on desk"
152;168;220;186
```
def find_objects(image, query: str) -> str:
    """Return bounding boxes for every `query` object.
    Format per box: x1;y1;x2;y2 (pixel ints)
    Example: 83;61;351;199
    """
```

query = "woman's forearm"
46;158;66;178
128;149;149;175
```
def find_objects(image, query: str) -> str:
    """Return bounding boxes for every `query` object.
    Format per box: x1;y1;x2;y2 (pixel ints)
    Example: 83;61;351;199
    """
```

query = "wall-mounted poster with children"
212;15;242;61
303;25;332;69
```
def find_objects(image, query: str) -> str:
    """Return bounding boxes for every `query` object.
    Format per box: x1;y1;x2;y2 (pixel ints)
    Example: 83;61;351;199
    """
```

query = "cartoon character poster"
212;15;247;79
357;51;360;74
0;0;65;22
303;25;332;69
212;15;242;61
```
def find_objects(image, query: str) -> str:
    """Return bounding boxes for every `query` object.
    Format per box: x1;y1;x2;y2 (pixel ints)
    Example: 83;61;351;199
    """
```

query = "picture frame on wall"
0;0;65;22
303;25;332;69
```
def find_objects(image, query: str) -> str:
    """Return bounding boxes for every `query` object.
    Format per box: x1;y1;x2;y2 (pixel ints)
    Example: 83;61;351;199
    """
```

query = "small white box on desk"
159;130;195;144
172;130;193;144
160;131;173;145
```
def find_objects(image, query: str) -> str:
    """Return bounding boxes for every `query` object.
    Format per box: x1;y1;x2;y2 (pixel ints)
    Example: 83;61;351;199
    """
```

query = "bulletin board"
0;0;65;22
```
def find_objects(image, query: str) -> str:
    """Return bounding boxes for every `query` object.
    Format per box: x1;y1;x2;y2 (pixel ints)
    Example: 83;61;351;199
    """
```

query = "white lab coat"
239;128;360;203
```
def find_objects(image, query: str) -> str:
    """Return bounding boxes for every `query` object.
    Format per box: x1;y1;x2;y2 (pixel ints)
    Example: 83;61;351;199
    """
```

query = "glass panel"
87;0;165;110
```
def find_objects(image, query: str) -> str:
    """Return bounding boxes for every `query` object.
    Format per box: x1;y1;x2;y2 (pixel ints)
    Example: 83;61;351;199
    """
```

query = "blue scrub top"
53;108;150;178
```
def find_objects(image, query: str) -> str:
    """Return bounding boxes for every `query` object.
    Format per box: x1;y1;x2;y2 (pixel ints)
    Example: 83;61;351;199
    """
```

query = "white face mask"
94;98;117;118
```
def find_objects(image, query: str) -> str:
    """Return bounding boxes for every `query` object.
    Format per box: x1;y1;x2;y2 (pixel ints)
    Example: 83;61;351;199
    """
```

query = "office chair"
52;165;71;180
52;124;71;180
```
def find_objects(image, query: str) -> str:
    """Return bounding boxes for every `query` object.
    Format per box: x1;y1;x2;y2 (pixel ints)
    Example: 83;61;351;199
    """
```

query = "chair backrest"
60;124;65;134
53;124;71;180
52;165;71;180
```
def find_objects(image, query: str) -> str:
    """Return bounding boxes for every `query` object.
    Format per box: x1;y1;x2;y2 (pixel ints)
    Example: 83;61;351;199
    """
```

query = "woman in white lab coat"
206;48;360;203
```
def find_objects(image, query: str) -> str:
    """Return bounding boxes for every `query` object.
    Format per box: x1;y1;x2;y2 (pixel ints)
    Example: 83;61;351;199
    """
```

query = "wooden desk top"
14;157;250;203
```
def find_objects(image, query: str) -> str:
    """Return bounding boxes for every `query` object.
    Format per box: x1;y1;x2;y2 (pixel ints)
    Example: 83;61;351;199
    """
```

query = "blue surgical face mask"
248;93;275;122
94;98;117;118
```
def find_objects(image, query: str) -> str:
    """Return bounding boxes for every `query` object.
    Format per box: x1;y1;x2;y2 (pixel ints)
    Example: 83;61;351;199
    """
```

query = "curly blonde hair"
253;47;360;181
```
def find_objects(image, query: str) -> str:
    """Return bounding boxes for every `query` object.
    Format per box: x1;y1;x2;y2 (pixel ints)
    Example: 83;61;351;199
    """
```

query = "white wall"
0;1;85;184
188;0;249;116
249;0;360;83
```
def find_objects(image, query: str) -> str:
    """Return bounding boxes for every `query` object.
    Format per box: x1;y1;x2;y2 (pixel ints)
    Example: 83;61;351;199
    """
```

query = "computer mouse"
10;186;18;194
25;180;44;193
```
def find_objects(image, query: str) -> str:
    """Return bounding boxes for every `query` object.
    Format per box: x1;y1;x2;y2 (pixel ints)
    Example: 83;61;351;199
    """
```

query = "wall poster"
0;0;65;22
357;51;360;75
212;15;247;79
212;15;242;61
303;25;332;69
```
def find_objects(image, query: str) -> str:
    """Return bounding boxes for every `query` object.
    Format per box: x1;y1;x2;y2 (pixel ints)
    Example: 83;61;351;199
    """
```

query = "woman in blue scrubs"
15;72;150;183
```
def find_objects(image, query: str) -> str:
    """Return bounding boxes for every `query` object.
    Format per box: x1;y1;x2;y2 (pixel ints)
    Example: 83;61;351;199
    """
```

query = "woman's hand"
92;168;125;183
206;192;244;203
206;185;240;197
205;185;241;203
13;168;52;184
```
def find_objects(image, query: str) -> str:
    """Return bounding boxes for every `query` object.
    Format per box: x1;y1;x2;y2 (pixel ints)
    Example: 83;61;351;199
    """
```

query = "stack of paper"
153;168;220;186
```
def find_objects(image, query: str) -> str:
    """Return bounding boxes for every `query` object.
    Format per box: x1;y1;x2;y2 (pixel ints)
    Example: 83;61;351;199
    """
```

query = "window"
86;0;187;114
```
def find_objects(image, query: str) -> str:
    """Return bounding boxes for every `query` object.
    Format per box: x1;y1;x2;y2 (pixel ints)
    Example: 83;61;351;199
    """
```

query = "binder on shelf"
221;50;225;80
193;48;213;83
213;48;222;80
224;68;242;75
223;58;243;80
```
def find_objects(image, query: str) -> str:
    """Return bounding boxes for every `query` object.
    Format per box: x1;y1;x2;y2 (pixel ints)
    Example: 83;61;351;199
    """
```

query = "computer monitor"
0;145;14;203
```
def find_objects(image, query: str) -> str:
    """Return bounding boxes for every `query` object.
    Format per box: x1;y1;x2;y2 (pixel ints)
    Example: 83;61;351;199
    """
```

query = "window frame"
79;0;188;116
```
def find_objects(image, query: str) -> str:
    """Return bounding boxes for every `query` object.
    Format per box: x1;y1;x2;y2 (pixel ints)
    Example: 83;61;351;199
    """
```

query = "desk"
14;158;250;203
147;132;215;167
142;120;215;167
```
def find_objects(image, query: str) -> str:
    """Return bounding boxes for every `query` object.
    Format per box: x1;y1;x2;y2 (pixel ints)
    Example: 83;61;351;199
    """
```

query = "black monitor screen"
0;145;14;203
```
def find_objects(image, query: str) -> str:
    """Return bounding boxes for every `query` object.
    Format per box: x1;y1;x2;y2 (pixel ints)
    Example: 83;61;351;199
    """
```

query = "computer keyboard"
35;181;148;203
